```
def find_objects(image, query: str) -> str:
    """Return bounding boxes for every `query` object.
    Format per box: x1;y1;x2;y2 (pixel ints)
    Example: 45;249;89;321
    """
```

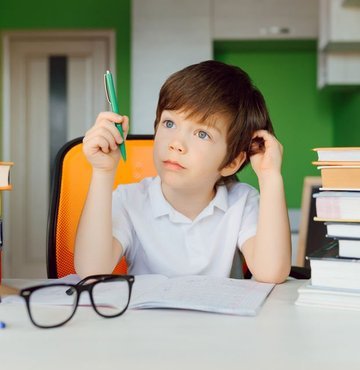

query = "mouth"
163;160;185;170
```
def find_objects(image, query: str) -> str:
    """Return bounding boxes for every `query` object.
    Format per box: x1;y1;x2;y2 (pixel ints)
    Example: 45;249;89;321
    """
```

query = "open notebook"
2;274;275;316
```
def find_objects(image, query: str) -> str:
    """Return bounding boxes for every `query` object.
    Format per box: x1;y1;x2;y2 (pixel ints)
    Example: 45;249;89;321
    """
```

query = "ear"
220;151;247;177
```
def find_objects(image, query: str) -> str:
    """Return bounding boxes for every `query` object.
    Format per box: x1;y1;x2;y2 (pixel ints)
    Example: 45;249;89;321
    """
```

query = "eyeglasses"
19;274;134;329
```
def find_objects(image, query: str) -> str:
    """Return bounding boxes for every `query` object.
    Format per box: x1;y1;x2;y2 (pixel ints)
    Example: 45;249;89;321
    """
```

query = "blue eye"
164;120;175;129
197;130;209;140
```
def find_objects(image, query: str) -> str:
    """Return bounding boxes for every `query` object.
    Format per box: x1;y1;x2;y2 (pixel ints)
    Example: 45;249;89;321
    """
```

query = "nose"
168;139;186;153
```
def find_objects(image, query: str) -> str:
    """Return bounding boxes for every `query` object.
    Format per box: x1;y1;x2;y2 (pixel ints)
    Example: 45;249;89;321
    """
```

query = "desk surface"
1;279;359;370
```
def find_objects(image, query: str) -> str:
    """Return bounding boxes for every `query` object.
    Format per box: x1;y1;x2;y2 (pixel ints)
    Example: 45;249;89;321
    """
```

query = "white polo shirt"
112;176;259;277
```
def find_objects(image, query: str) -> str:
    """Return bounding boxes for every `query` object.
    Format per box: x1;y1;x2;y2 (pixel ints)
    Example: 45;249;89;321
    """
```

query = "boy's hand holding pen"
83;112;129;172
82;71;129;172
104;70;127;161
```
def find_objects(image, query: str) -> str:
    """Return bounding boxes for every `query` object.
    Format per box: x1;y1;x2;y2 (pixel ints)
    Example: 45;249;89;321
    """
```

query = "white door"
2;31;115;278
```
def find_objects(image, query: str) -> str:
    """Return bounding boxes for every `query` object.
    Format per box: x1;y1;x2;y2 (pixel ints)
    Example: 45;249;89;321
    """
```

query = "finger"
95;111;123;125
111;115;130;145
84;130;119;152
118;115;129;141
84;127;120;152
83;135;112;155
98;115;129;144
86;117;124;143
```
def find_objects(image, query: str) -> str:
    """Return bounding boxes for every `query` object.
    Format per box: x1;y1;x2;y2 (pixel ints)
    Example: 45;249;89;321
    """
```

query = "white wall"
131;0;212;134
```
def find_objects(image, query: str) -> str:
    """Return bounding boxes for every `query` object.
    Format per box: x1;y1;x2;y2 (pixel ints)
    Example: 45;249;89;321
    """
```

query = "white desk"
1;279;359;370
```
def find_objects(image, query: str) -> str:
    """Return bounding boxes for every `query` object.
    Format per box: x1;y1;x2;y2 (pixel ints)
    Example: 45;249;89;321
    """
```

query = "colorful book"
0;161;14;284
317;166;360;190
313;191;360;221
0;162;14;191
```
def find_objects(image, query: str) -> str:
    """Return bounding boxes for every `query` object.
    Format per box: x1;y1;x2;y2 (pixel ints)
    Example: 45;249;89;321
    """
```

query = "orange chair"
47;135;156;278
47;134;310;280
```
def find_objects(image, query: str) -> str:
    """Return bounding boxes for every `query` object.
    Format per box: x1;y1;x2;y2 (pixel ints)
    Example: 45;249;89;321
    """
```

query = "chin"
159;171;187;188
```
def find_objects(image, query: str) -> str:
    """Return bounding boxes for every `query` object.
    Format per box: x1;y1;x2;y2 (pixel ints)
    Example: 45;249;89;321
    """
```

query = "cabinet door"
319;0;360;49
213;0;318;40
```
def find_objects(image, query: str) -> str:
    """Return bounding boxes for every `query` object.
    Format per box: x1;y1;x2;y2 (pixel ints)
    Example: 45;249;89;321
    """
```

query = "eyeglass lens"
28;285;77;328
26;278;131;327
91;278;130;317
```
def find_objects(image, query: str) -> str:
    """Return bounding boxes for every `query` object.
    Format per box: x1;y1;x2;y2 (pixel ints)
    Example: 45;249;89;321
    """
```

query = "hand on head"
248;130;283;179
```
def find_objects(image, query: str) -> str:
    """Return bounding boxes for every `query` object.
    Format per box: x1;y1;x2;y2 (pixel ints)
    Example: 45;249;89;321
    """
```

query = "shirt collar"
148;176;229;222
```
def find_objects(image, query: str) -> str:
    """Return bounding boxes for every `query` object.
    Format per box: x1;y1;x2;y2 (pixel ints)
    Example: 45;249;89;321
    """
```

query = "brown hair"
154;60;274;184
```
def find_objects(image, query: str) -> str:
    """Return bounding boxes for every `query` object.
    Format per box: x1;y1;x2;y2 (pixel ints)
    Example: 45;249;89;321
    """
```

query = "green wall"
332;90;360;146
215;41;337;208
0;0;131;114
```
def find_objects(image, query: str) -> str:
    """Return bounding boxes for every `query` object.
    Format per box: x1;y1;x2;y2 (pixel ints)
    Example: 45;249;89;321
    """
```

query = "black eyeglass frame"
19;274;135;329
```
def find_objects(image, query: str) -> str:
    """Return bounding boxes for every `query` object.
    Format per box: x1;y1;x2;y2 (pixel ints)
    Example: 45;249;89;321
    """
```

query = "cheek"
153;137;165;167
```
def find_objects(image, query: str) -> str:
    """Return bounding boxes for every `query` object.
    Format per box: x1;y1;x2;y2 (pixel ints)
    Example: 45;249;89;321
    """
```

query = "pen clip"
103;73;111;104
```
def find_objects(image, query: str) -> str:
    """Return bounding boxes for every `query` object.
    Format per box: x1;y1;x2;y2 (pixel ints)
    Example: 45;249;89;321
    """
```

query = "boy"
75;60;291;283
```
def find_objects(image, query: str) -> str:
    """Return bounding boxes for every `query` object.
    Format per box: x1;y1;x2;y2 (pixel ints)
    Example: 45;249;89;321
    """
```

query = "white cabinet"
318;51;360;87
319;0;360;49
212;0;318;40
318;0;360;87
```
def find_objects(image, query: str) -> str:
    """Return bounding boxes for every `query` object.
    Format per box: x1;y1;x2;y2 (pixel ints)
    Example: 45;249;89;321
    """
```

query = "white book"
1;274;274;317
307;242;360;290
338;239;360;259
295;282;360;311
326;222;360;239
313;147;360;162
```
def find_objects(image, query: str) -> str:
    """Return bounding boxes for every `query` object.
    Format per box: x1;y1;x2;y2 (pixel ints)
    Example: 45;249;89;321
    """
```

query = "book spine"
0;216;2;283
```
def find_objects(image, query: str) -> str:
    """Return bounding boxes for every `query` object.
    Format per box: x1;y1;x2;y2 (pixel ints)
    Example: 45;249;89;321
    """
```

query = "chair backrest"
47;135;156;278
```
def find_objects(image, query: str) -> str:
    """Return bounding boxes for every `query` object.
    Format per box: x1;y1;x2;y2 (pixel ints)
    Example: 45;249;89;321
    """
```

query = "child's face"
153;109;230;192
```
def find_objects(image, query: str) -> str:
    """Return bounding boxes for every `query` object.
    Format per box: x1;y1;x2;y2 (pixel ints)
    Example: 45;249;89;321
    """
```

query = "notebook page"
130;275;274;316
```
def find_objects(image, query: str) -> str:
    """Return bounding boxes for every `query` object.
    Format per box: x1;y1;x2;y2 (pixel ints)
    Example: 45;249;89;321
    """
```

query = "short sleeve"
112;186;134;254
237;187;259;250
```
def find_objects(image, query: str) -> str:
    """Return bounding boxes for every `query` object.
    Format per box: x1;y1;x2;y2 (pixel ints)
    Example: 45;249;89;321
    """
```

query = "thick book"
313;147;360;162
325;222;360;239
313;191;360;221
306;241;360;290
317;166;360;190
1;274;275;316
0;162;14;190
295;282;360;311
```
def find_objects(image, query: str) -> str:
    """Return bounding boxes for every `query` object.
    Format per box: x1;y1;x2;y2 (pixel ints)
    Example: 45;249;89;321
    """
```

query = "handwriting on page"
130;275;275;316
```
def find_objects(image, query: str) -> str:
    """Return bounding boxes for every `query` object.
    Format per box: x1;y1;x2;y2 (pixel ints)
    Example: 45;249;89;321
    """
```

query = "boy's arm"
74;170;124;278
241;130;291;284
74;112;128;278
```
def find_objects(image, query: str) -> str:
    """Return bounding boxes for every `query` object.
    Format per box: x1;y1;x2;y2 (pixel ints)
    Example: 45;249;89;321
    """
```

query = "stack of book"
296;147;360;310
0;162;14;285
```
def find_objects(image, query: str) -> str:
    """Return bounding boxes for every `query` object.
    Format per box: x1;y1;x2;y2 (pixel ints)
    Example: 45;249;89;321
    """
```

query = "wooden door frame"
1;30;115;277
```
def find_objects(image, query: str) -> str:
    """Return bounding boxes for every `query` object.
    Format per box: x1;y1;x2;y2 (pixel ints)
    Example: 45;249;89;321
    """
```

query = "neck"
161;183;216;220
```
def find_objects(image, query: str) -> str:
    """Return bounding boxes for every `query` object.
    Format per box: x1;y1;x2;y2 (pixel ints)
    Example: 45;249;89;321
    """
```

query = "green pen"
104;70;127;161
